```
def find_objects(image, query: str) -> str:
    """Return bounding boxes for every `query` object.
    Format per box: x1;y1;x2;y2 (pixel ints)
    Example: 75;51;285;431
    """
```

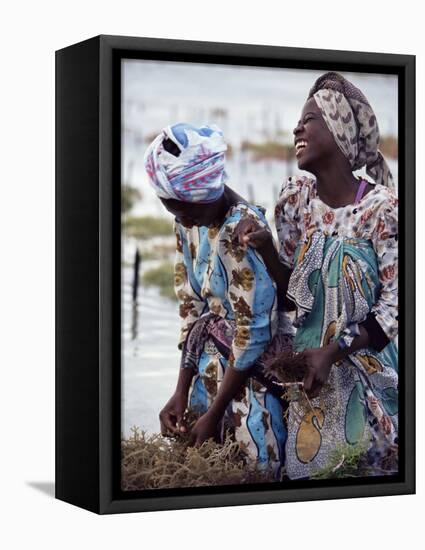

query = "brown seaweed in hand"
263;351;307;383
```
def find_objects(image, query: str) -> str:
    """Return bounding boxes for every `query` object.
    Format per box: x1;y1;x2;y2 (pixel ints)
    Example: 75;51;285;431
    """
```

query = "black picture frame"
55;34;415;514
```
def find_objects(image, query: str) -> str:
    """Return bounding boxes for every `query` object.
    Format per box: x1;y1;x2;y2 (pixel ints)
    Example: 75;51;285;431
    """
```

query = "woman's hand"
159;391;188;436
234;218;272;250
187;412;220;447
186;365;249;447
301;346;335;398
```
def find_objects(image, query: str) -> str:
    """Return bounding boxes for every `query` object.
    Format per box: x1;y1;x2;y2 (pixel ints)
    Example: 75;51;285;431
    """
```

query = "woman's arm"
159;223;207;435
302;325;371;398
235;219;293;309
188;211;278;445
235;178;304;308
159;366;195;435
188;365;250;445
173;222;208;348
257;237;294;310
365;197;399;349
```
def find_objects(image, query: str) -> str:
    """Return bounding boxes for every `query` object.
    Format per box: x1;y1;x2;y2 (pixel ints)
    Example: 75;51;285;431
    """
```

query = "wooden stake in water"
132;247;141;302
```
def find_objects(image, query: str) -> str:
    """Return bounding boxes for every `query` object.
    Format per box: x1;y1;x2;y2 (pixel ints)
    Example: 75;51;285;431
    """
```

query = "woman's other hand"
301;347;335;398
234;218;272;250
159;391;188;436
187;412;219;447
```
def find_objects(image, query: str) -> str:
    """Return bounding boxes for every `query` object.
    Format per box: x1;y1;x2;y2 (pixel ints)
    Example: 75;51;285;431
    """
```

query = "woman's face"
293;97;339;172
161;197;224;229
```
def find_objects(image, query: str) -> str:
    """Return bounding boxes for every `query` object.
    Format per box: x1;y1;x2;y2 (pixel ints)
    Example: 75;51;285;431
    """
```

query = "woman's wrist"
175;367;194;396
322;342;342;363
175;388;190;403
325;326;371;364
205;401;226;423
258;234;274;255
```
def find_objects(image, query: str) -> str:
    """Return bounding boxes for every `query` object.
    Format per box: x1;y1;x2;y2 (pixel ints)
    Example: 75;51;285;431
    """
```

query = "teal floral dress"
276;176;399;479
174;203;287;475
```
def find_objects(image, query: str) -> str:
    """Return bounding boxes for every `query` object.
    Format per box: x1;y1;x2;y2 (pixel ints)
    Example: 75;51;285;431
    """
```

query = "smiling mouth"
295;139;308;157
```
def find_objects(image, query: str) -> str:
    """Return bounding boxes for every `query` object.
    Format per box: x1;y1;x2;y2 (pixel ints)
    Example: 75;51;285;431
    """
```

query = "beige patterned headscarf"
308;72;394;189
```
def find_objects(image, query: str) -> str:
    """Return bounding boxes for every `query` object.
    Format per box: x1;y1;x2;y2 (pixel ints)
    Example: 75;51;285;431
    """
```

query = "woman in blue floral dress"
144;122;290;476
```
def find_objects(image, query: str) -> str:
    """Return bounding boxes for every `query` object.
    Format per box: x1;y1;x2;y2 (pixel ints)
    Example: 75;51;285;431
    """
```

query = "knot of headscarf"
308;72;394;189
144;122;227;203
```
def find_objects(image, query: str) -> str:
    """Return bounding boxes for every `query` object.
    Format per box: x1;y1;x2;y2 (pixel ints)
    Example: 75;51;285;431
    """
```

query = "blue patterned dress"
174;203;287;475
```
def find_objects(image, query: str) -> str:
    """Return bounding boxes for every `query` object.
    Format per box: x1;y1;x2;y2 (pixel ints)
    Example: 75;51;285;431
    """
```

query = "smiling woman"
293;98;376;208
294;103;338;166
237;71;399;479
55;33;415;514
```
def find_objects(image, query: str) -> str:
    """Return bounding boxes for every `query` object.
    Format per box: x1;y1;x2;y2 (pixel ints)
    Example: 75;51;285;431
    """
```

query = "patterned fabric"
174;203;287;474
276;176;398;479
180;311;295;402
188;346;287;477
288;231;370;349
309;72;395;189
276;176;398;342
144;123;227;203
175;203;278;368
180;312;234;373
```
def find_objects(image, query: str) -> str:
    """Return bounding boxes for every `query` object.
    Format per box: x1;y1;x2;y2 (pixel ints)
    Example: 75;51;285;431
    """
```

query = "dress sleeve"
218;212;277;371
366;196;398;347
275;177;303;268
173;223;207;349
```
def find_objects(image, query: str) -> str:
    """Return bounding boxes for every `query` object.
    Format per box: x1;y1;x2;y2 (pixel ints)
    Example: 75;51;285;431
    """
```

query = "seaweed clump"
310;442;372;479
262;350;317;413
121;426;276;491
264;350;307;384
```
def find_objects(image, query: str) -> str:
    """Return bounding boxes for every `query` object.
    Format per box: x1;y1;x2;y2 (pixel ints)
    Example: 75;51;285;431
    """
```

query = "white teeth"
295;140;308;151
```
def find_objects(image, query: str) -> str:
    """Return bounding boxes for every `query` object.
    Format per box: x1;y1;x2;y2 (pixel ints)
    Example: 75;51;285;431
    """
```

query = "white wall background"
0;1;422;548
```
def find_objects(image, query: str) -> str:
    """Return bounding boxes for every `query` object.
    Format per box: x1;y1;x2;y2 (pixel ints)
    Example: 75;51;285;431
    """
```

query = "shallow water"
122;265;181;436
122;60;399;220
